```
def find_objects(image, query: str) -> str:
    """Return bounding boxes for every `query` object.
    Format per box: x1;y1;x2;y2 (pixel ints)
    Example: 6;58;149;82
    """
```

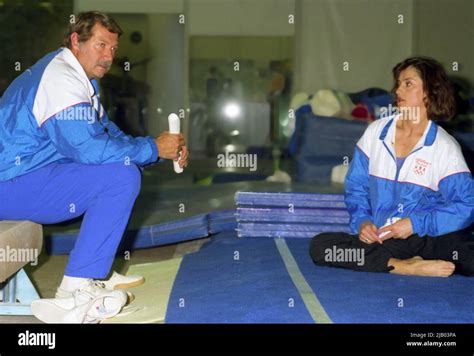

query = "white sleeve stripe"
438;171;472;186
39;101;92;127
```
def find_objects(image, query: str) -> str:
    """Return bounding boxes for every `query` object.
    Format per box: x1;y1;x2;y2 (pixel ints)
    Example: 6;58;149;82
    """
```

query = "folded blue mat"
235;192;346;209
46;213;211;255
237;207;349;224
285;238;474;323
165;231;314;323
237;223;350;238
121;214;209;250
208;210;237;234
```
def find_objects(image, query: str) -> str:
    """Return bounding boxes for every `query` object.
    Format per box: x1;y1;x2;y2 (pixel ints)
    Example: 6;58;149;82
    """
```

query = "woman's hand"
359;221;381;244
377;218;413;240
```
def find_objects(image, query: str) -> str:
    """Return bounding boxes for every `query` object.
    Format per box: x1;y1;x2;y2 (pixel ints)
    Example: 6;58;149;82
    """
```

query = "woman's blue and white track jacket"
345;116;474;237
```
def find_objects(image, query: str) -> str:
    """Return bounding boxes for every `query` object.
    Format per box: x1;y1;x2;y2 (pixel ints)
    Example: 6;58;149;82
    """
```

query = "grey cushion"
0;221;43;283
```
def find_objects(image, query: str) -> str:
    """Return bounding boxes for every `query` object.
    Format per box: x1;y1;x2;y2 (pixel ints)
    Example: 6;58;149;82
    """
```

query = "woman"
310;57;474;277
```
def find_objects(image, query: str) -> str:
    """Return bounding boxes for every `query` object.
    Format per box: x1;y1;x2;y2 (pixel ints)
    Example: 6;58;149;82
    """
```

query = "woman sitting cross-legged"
310;57;474;277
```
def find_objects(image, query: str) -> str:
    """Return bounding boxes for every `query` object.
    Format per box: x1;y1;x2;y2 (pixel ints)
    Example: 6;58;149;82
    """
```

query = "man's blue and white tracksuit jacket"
0;47;158;182
345;116;474;237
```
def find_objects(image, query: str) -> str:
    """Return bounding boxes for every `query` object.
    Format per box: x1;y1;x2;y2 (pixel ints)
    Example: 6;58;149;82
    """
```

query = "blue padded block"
288;111;367;182
44;232;78;255
235;192;346;209
295;155;342;183
361;93;394;117
296;114;367;159
348;87;389;104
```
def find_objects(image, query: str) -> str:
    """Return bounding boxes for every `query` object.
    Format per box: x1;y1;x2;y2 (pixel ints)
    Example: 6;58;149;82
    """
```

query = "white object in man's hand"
168;113;183;174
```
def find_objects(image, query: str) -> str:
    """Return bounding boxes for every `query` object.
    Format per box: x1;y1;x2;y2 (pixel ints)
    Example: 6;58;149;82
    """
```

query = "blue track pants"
0;162;141;278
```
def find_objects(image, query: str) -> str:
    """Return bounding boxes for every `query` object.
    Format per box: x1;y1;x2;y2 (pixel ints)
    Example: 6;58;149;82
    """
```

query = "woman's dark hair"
392;56;456;121
63;11;122;49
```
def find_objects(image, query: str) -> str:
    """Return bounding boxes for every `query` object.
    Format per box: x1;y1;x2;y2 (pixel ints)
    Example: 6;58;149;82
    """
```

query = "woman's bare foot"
388;257;455;277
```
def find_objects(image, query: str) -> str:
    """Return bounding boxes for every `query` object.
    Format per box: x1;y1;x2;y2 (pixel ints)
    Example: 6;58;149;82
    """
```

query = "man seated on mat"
0;11;188;315
310;57;474;277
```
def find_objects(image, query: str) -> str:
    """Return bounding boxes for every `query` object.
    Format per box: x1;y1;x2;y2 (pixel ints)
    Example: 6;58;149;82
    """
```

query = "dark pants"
309;228;474;276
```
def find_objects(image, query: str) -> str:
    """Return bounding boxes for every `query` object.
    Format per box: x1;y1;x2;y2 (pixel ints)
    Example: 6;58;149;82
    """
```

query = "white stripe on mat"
274;238;333;324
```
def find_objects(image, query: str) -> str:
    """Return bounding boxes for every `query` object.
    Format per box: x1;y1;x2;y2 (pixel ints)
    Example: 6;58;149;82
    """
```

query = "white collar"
59;47;95;98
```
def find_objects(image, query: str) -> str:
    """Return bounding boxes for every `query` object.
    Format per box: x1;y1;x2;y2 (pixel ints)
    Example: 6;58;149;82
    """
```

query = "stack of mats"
235;192;351;238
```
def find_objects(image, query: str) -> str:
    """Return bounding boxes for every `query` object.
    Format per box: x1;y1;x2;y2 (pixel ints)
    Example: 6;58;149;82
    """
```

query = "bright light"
230;130;240;136
222;102;241;119
224;144;237;152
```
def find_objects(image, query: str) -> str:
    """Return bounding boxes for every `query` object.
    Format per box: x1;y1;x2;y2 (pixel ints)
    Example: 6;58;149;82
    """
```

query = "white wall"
76;0;295;36
414;0;474;85
294;0;414;94
147;15;186;136
75;0;184;13
187;0;295;36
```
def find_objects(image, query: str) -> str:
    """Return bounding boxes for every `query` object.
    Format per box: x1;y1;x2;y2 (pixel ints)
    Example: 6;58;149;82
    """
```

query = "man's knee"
108;162;142;197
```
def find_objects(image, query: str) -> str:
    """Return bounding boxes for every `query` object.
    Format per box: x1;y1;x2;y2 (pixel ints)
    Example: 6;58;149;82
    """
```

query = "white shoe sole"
31;294;125;324
112;277;145;290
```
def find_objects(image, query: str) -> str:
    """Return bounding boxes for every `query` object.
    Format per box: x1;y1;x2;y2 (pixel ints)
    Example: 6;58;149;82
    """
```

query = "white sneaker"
56;279;135;304
32;280;128;324
102;271;145;290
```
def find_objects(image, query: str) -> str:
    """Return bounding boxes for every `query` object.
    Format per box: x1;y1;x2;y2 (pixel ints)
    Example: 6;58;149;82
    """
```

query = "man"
0;11;188;322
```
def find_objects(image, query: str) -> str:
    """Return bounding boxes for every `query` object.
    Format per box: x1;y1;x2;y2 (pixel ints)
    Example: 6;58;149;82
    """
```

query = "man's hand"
155;132;185;160
377;218;413;241
359;221;381;244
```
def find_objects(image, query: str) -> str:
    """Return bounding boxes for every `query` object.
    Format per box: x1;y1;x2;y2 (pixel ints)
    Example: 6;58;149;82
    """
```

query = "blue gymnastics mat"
165;230;314;323
165;231;474;323
285;238;474;323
